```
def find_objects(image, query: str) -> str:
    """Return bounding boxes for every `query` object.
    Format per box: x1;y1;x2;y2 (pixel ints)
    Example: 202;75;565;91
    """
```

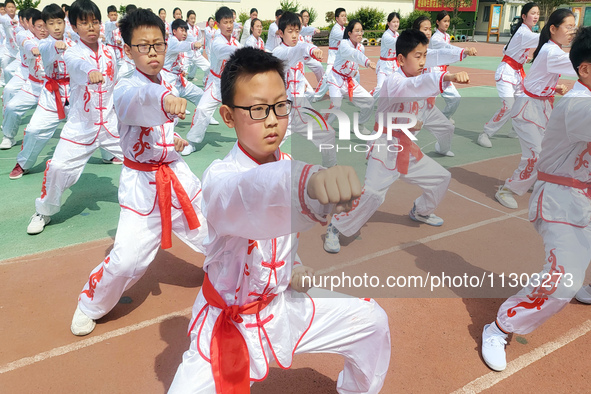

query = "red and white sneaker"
9;163;28;179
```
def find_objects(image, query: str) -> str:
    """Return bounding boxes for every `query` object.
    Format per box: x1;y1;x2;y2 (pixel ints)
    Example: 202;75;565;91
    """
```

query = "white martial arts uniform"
244;34;264;50
331;70;453;236
265;21;280;52
0;14;20;84
17;35;75;171
105;23;134;79
273;41;337;168
502;41;577;196
204;26;215;59
187;34;240;144
372;28;398;98
168;143;391;393
484;24;539;137
240;18;251;45
77;69;207;320
496;81;591;334
428;29;462;119
314;22;345;100
2;28;31;112
34;41;123;217
300;25;323;83
324;38;374;128
232;21;242;41
186;23;210;80
2;34;43;142
163;36;204;107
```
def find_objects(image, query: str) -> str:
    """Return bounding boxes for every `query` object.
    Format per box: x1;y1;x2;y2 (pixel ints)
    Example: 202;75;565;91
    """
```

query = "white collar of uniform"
233;142;282;168
573;80;591;96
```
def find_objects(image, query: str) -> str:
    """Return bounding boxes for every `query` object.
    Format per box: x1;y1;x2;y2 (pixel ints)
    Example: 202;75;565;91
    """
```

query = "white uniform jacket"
38;35;75;113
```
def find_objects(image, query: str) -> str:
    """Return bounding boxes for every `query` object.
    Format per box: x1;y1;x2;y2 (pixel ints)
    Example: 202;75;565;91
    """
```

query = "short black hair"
278;11;300;32
158;8;165;14
396;29;429;57
215;6;233;23
250;8;257;15
343;19;362;40
5;0;14;5
18;8;27;20
69;0;101;26
125;4;137;14
570;26;591;76
186;10;195;19
119;8;165;46
221;47;285;107
275;9;283;18
171;18;187;31
172;7;181;16
42;3;65;22
250;18;261;34
412;16;430;30
0;3;6;8
107;5;117;14
29;9;43;25
335;8;345;19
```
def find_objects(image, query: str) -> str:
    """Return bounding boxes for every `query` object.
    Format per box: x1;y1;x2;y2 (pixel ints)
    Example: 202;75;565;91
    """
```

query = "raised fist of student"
449;71;470;84
88;70;105;84
164;95;187;119
173;136;189;152
314;28;321;34
368;61;376;70
555;84;569;96
466;47;477;56
55;41;67;51
31;47;40;57
291;265;315;293
307;165;362;213
192;41;202;50
312;48;323;61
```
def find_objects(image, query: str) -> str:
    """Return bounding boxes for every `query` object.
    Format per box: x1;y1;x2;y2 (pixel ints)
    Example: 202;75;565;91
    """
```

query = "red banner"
414;0;477;12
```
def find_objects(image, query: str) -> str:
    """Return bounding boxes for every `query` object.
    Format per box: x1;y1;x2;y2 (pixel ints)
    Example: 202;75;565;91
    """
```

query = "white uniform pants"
17;106;67;170
0;52;18;84
187;79;220;144
168;290;391;394
327;77;374;128
333;150;451;237
187;54;210;81
78;196;206;320
497;220;591;335
177;81;204;108
304;56;324;84
35;131;123;216
418;103;455;154
504;97;548;196
2;89;38;139
440;83;461;120
2;72;25;113
483;78;522;136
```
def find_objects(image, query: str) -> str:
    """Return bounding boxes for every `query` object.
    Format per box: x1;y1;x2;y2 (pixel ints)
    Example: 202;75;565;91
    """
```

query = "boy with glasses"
26;0;123;235
71;8;207;336
169;46;391;394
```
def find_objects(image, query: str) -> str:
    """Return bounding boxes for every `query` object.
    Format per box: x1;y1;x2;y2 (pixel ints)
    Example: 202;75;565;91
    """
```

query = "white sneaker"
482;324;508;371
575;285;591;304
478;133;493;148
323;223;341;253
495;186;518;209
181;143;196;156
71;306;96;336
409;204;444;226
209;117;219;125
434;142;455;157
0;136;15;149
185;109;191;115
27;213;51;235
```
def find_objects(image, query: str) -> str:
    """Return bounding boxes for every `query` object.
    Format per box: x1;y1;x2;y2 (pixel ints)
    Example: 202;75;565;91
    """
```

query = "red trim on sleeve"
439;72;447;93
161;91;174;122
298;164;325;224
460;49;465;61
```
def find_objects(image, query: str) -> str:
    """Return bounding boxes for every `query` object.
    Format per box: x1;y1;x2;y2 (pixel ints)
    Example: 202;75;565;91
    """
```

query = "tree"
308;7;318;25
348;7;386;30
536;0;564;22
400;9;431;30
280;0;300;13
439;0;473;34
325;11;335;25
15;0;40;10
238;10;249;25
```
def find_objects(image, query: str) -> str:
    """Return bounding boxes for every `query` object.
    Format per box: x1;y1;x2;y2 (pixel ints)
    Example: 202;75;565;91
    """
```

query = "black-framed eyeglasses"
231;100;292;120
131;42;168;54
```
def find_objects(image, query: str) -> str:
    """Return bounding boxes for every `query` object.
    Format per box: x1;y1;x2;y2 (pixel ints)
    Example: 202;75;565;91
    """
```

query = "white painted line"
447;189;530;222
451;319;591;394
317;209;528;275
0;238;113;266
0;307;192;375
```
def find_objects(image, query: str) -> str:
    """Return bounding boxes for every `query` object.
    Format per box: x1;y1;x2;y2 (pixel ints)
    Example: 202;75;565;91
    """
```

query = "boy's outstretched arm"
307;165;362;214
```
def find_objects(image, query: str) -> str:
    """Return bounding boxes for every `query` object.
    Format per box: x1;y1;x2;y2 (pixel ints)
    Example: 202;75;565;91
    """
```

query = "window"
483;6;490;22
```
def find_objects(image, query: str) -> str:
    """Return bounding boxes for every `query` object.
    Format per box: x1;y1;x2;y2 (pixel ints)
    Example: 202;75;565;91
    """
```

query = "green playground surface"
0;54;540;261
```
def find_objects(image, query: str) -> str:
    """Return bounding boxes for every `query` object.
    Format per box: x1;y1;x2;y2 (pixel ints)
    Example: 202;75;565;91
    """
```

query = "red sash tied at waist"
502;55;526;80
162;68;187;88
538;172;591;195
332;68;355;101
373;124;423;174
28;74;44;84
201;273;277;393
123;158;200;249
524;88;555;106
45;77;70;119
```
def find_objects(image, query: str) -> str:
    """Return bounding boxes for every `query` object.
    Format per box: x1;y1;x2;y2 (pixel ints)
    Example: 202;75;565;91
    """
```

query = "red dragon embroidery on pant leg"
507;249;565;317
132;127;152;160
81;257;110;300
247;239;258;255
493;101;508;123
40;160;52;199
574;142;591;171
106;60;114;81
519;149;538;180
